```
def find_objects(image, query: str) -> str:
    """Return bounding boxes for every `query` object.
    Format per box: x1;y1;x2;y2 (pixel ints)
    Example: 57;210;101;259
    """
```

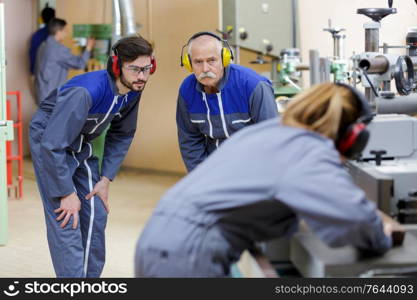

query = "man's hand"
86;176;110;213
55;192;81;229
86;38;96;52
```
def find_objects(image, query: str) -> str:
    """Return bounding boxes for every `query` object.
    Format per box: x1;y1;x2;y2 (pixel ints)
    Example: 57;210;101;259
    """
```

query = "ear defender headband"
335;83;374;159
180;31;234;72
107;39;156;79
107;41;122;78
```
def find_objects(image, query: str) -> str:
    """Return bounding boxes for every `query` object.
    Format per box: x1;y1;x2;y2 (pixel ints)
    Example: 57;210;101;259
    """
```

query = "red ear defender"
150;56;156;74
337;122;368;157
112;55;121;77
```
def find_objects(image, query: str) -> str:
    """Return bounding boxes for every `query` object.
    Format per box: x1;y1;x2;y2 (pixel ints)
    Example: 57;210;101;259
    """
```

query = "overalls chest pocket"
228;115;252;133
190;118;208;134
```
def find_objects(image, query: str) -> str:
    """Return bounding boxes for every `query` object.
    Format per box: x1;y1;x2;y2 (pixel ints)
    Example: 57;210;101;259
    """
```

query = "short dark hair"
48;18;67;36
113;36;153;64
41;5;55;24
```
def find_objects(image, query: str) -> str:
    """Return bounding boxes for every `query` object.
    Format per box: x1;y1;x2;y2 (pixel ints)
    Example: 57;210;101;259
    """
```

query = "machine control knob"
397;196;417;224
398;198;417;209
238;28;248;40
408;189;417;198
357;8;397;22
370;149;387;166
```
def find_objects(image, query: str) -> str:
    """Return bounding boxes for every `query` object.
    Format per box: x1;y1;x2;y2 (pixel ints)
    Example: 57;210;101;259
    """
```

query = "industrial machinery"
347;113;417;219
351;4;415;109
73;24;113;65
289;1;417;277
346;1;417;224
73;0;138;66
323;20;349;83
273;20;349;112
308;20;350;85
222;0;297;61
273;48;305;112
224;0;417;278
406;27;417;89
290;223;417;277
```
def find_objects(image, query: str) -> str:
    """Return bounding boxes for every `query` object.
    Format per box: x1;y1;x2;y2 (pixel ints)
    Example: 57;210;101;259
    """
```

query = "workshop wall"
4;0;37;156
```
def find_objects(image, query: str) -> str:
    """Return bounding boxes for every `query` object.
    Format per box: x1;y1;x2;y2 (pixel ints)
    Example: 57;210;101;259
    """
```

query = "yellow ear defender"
180;31;234;72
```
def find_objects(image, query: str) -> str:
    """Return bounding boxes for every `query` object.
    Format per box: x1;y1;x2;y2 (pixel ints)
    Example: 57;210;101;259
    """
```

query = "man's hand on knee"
55;192;81;229
86;176;110;213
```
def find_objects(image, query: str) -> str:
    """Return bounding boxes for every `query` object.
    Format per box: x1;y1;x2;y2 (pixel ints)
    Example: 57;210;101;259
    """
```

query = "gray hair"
187;35;223;57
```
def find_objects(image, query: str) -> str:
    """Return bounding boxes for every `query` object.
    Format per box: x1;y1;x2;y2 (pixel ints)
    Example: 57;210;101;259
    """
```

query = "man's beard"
120;74;147;92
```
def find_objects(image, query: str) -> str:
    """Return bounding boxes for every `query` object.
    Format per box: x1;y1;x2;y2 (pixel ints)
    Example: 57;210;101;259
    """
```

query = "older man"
177;31;278;172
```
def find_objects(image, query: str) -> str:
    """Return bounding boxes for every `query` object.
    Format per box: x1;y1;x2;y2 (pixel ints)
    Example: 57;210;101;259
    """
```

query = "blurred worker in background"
135;83;400;277
29;3;55;75
177;32;278;172
34;18;95;105
30;35;155;278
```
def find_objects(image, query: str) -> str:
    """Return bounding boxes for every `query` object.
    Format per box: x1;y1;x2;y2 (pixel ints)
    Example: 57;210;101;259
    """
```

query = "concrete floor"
0;160;182;277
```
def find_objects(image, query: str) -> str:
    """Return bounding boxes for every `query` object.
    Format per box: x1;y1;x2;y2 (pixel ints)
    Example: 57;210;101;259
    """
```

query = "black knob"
370;149;387;166
239;32;248;40
409;189;417;197
397;199;406;209
357;8;396;22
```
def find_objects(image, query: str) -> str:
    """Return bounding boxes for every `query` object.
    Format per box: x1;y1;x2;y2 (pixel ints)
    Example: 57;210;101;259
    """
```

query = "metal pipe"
364;21;380;52
271;58;278;84
234;45;240;65
319;58;331;83
359;56;389;74
292;0;298;48
147;0;153;41
112;0;122;44
365;28;379;52
333;33;346;59
382;42;388;54
377;94;417;115
365;88;376;111
296;65;309;71
309;50;320;85
119;0;136;36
